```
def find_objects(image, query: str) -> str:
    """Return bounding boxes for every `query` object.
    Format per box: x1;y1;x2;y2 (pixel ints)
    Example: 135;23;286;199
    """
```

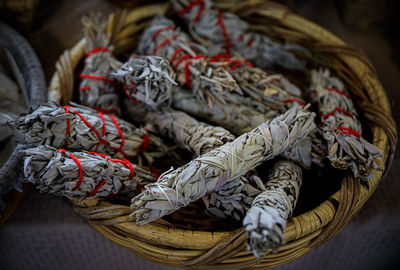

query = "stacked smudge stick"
7;4;382;258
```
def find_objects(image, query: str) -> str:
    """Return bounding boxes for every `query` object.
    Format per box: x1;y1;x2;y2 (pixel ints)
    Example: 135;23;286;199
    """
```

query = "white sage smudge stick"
172;0;306;71
124;99;262;219
171;88;326;168
111;55;177;108
309;69;382;180
124;100;234;157
137;14;241;112
172;88;281;135
139;15;302;110
243;160;302;258
9;102;167;162
22;146;157;200
79;12;122;114
130;105;315;225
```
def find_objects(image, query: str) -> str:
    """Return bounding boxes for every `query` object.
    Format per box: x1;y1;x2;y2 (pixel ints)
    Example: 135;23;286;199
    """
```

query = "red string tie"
62;106;128;158
89;152;135;179
79;86;91;91
323;107;356;121
153;36;177;55
178;0;205;23
170;47;184;67
184;55;207;88
89;152;137;196
324;87;350;99
147;164;161;179
87;180;107;198
137;128;149;154
283;98;306;106
216;11;232;53
122;85;142;104
334;126;362;138
57;149;83;191
152;26;175;41
247;36;255;48
85;47;112;59
79;74;118;87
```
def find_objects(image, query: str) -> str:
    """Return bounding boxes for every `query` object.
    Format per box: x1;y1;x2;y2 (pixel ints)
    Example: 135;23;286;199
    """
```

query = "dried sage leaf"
112;55;177;108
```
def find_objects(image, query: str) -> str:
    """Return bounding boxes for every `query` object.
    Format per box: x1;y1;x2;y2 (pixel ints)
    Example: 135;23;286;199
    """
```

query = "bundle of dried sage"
137;14;241;110
9;102;167;162
130;105;315;225
309;69;382;180
171;87;279;135
22;146;156;200
243;160;302;258
112;55;177;107
172;88;325;168
124;99;262;219
79;12;122;114
171;0;306;70
124;99;235;157
124;98;264;220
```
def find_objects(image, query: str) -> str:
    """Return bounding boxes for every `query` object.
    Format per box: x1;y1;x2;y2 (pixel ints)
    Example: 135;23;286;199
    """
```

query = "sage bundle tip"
309;69;383;180
243;160;302;258
112;55;177;107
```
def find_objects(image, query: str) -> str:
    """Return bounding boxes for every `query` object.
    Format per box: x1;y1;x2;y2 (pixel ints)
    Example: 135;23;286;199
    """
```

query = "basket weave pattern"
48;1;397;269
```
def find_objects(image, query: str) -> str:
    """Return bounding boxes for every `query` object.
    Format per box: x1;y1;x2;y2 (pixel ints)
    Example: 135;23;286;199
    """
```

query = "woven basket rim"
47;1;396;268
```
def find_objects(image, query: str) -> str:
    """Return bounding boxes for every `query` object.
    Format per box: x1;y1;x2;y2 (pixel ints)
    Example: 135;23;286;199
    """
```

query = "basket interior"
64;1;380;233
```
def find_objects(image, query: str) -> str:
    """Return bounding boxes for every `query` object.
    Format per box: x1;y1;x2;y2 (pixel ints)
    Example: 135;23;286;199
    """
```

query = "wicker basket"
0;21;47;225
47;1;397;269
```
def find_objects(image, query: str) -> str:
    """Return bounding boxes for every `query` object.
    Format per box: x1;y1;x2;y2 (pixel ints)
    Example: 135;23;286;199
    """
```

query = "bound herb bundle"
131;105;315;225
124;98;266;219
79;12;122;114
172;88;326;168
172;0;306;70
124;99;262;219
137;14;240;111
22;146;156;200
9;103;167;162
112;55;177;107
124;99;235;157
138;15;303;111
243;160;302;258
309;69;382;180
